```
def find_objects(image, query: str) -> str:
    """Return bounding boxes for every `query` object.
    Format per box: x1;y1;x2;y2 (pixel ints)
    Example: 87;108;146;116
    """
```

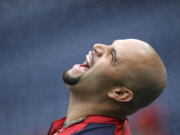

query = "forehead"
111;40;154;66
111;40;137;49
111;39;149;55
110;40;148;62
110;40;133;57
111;40;130;50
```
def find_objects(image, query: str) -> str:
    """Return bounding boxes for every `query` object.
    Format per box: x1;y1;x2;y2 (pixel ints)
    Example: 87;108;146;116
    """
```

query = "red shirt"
48;115;132;135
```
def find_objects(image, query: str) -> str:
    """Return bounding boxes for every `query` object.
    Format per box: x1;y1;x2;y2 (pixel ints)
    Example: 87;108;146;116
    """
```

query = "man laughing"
49;39;167;135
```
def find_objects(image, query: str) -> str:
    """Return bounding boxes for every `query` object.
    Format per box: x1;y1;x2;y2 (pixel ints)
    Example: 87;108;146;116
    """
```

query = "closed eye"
111;48;117;62
111;51;114;61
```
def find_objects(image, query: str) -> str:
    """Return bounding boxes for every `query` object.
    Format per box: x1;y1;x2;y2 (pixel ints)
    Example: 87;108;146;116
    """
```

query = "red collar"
55;115;126;127
49;115;130;135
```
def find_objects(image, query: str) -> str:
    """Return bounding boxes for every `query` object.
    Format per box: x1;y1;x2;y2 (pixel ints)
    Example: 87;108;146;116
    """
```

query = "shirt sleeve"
72;123;116;135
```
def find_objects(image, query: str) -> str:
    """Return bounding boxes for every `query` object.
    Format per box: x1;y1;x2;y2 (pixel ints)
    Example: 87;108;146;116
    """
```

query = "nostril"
93;49;98;55
93;48;104;57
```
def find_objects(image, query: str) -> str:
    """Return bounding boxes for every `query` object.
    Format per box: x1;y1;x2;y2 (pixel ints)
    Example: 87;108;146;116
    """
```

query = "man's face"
63;39;144;93
64;40;122;89
63;44;114;85
63;39;167;113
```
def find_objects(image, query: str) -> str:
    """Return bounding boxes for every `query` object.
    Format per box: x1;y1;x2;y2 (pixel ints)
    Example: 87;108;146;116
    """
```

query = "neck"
65;94;126;123
65;95;94;123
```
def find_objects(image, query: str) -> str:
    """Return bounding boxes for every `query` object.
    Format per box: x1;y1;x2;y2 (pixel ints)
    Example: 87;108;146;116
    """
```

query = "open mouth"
71;51;93;74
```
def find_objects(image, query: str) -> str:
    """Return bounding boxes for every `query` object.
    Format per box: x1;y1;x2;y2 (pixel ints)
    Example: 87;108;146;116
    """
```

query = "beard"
63;69;83;85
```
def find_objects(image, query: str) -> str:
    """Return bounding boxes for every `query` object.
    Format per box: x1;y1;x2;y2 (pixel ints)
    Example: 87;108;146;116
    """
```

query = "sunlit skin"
63;39;167;123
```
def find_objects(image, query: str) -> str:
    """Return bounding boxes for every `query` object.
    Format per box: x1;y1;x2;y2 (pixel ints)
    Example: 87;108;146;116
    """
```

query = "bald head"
111;39;167;113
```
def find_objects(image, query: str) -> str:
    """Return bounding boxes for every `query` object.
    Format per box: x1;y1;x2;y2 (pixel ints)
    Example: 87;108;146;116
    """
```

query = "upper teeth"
86;55;90;65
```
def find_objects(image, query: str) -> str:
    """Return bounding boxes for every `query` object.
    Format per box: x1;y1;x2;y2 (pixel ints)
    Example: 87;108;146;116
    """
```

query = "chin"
63;69;84;85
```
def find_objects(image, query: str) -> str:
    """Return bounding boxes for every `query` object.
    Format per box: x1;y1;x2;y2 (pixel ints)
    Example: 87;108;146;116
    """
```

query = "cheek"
101;67;123;86
79;66;115;94
83;59;115;80
92;65;115;83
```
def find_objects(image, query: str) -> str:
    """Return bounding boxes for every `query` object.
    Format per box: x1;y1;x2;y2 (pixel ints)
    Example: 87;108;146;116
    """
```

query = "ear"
108;87;134;102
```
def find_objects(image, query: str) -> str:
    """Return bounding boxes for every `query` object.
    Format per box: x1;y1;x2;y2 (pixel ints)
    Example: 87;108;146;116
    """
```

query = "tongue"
79;64;89;72
72;64;89;73
80;63;89;68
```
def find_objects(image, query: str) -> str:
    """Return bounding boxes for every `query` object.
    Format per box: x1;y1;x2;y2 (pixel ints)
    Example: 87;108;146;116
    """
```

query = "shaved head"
110;39;167;113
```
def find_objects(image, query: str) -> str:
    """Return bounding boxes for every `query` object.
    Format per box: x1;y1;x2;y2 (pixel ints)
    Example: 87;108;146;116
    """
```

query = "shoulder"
72;123;116;135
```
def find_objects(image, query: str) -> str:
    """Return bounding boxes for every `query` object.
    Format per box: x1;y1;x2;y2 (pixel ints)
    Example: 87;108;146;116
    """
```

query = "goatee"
62;69;83;85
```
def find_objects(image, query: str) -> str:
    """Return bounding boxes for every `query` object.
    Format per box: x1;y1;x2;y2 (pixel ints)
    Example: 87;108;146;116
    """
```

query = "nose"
93;43;110;57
